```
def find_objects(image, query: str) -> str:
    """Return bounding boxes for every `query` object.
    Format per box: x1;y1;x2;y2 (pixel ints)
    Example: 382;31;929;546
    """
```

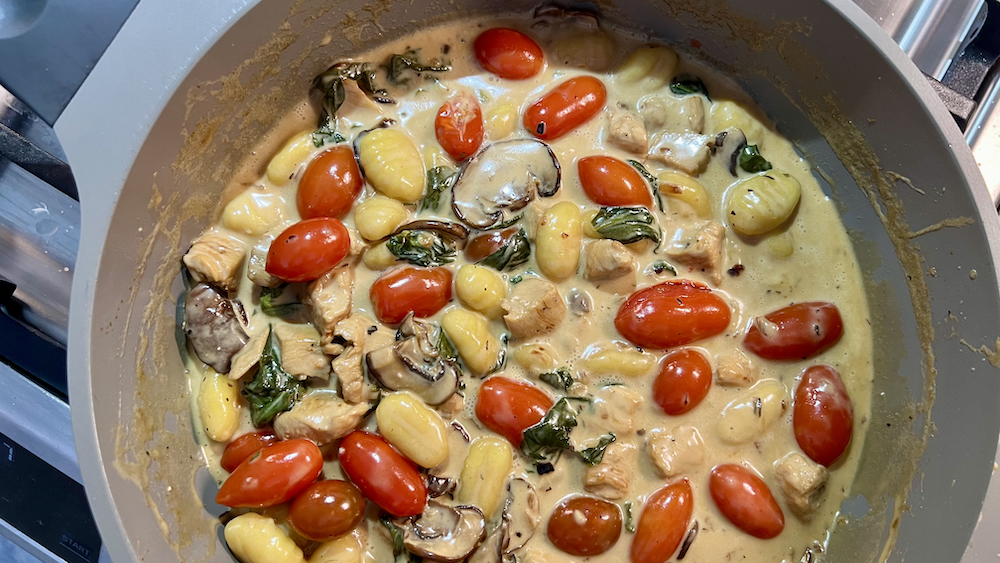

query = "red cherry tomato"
794;365;854;466
743;301;843;360
338;431;427;517
615;280;732;349
474;28;544;79
215;439;323;508
220;430;278;473
370;266;453;325
630;480;693;563
547;495;622;556
288;480;366;542
524;76;607;140
652;348;712;415
578;156;653;207
435;92;484;161
297;145;364;219
475;377;553;446
709;464;784;539
266;217;351;282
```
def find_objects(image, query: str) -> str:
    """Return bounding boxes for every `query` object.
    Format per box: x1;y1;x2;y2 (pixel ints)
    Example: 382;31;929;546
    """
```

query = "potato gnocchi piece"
657;171;712;217
266;130;316;186
551;33;617;72
485;102;519;140
441;308;501;374
197;368;240;442
353;195;409;241
579;341;656;378
512;343;562;375
726;171;802;236
767;231;795;258
455;264;507;319
309;528;365;563
222;190;286;237
362;241;400;270
224;513;305;563
458;437;513;519
711;100;766;144
716;379;789;444
536;201;582;282
376;391;450;468
616;45;678;89
357;128;425;203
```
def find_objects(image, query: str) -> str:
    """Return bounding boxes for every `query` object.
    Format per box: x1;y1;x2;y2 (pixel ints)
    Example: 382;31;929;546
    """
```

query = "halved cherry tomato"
370;266;453;325
652;348;712;415
794;365;853;466
743;301;843;360
709;464;784;539
220;430;278;473
524;76;607;140
436;93;484;161
338;431;427;517
288;480;366;542
464;228;519;263
297;145;364;219
215;439;322;508
578;156;653;207
474;28;544;79
547;495;622;556
475;377;553;446
630;479;693;563
266;217;351;282
615;280;731;349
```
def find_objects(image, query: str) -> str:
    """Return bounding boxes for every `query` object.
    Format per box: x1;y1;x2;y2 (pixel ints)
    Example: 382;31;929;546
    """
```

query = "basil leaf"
578;433;616;466
259;285;302;317
624;501;636;533
738;144;773;173
627;160;664;213
646;260;678;276
380;515;407;558
436;327;458;363
479;229;531;271
242;326;303;427
539;367;574;391
669;74;710;100
387;230;456;267
592;207;661;246
421;166;456;212
521;398;578;461
387;49;451;84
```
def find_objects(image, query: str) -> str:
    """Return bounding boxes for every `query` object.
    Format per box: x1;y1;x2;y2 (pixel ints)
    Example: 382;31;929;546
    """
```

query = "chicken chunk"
585;240;635;281
774;452;829;521
273;390;368;446
589;385;643;436
640;95;706;134
347;226;367;258
183;230;247;292
246;228;285;288
607;107;647;154
303;264;354;350
647;132;712;176
583;443;633;500
436;393;466;420
275;324;331;381
228;329;267;381
666;222;726;285
502;278;567;339
716;348;757;387
647;426;705;478
330;314;372;404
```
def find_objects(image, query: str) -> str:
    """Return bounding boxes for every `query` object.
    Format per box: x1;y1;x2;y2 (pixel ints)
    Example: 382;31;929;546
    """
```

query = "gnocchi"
224;513;304;563
536;201;582;282
353;195;409;241
579;341;657;378
458;437;513;519
716;379;789;444
266;130;316;186
726;171;802;236
441;307;501;374
376;391;450;468
197;368;240;442
222;190;286;236
658;172;712;217
455;264;507;319
615;45;678;89
357;128;425;202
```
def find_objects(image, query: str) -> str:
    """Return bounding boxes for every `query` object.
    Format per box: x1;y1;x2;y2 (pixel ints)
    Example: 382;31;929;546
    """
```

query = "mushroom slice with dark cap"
469;478;541;563
389;220;471;242
713;128;748;176
184;283;249;373
366;313;460;405
452;140;561;229
394;501;486;563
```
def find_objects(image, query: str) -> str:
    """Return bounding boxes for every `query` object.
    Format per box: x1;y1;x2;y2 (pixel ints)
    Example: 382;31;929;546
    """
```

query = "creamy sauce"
185;14;873;563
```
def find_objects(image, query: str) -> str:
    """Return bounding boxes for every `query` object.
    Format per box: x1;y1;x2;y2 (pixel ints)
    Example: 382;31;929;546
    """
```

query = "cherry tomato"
220;430;278;473
464;228;519;263
266;217;351;282
630;480;693;563
709;464;784;539
297;145;364;219
338;431;427;517
474;28;544;79
436;93;484;161
288;480;366;542
215;439;322;508
743;301;843;361
370;266;453;325
615;280;732;349
794;365;853;466
578;156;653;207
475;377;553;446
524;76;607;140
652;348;712;415
547;495;622;556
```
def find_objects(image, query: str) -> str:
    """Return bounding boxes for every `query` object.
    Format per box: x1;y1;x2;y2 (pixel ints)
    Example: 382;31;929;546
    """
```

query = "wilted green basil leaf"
578;433;616;466
627;159;664;212
738;145;773;173
479;229;531;271
242;326;303;427
645;260;678;276
387;230;457;267
259;285;302;317
521;398;578;461
592;207;661;246
387;50;451;84
421;166;456;212
669;74;710;100
539;367;574;391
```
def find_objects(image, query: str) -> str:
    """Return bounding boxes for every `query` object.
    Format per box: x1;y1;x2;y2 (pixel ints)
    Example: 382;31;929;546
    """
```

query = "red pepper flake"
690;38;702;48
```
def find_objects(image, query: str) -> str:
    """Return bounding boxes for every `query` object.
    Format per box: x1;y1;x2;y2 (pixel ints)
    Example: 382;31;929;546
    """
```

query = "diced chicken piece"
246;228;285;288
666;222;726;285
183;230;247;292
585;240;635;281
584;443;633;500
228;329;268;381
275;324;331;381
303;264;354;350
647;426;705;478
502;278;567;339
716;349;757;387
647;132;712;176
589;385;643;435
329;314;372;404
607;107;647;154
436;393;466;420
774;452;829;521
273;390;368;446
639;95;705;134
347;226;367;258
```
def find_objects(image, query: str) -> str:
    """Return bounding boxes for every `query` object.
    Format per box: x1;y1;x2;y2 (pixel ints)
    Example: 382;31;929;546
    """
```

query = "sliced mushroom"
452;140;561;229
395;502;486;563
713;128;748;176
390;220;470;242
366;313;460;405
184;283;249;373
469;478;540;563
